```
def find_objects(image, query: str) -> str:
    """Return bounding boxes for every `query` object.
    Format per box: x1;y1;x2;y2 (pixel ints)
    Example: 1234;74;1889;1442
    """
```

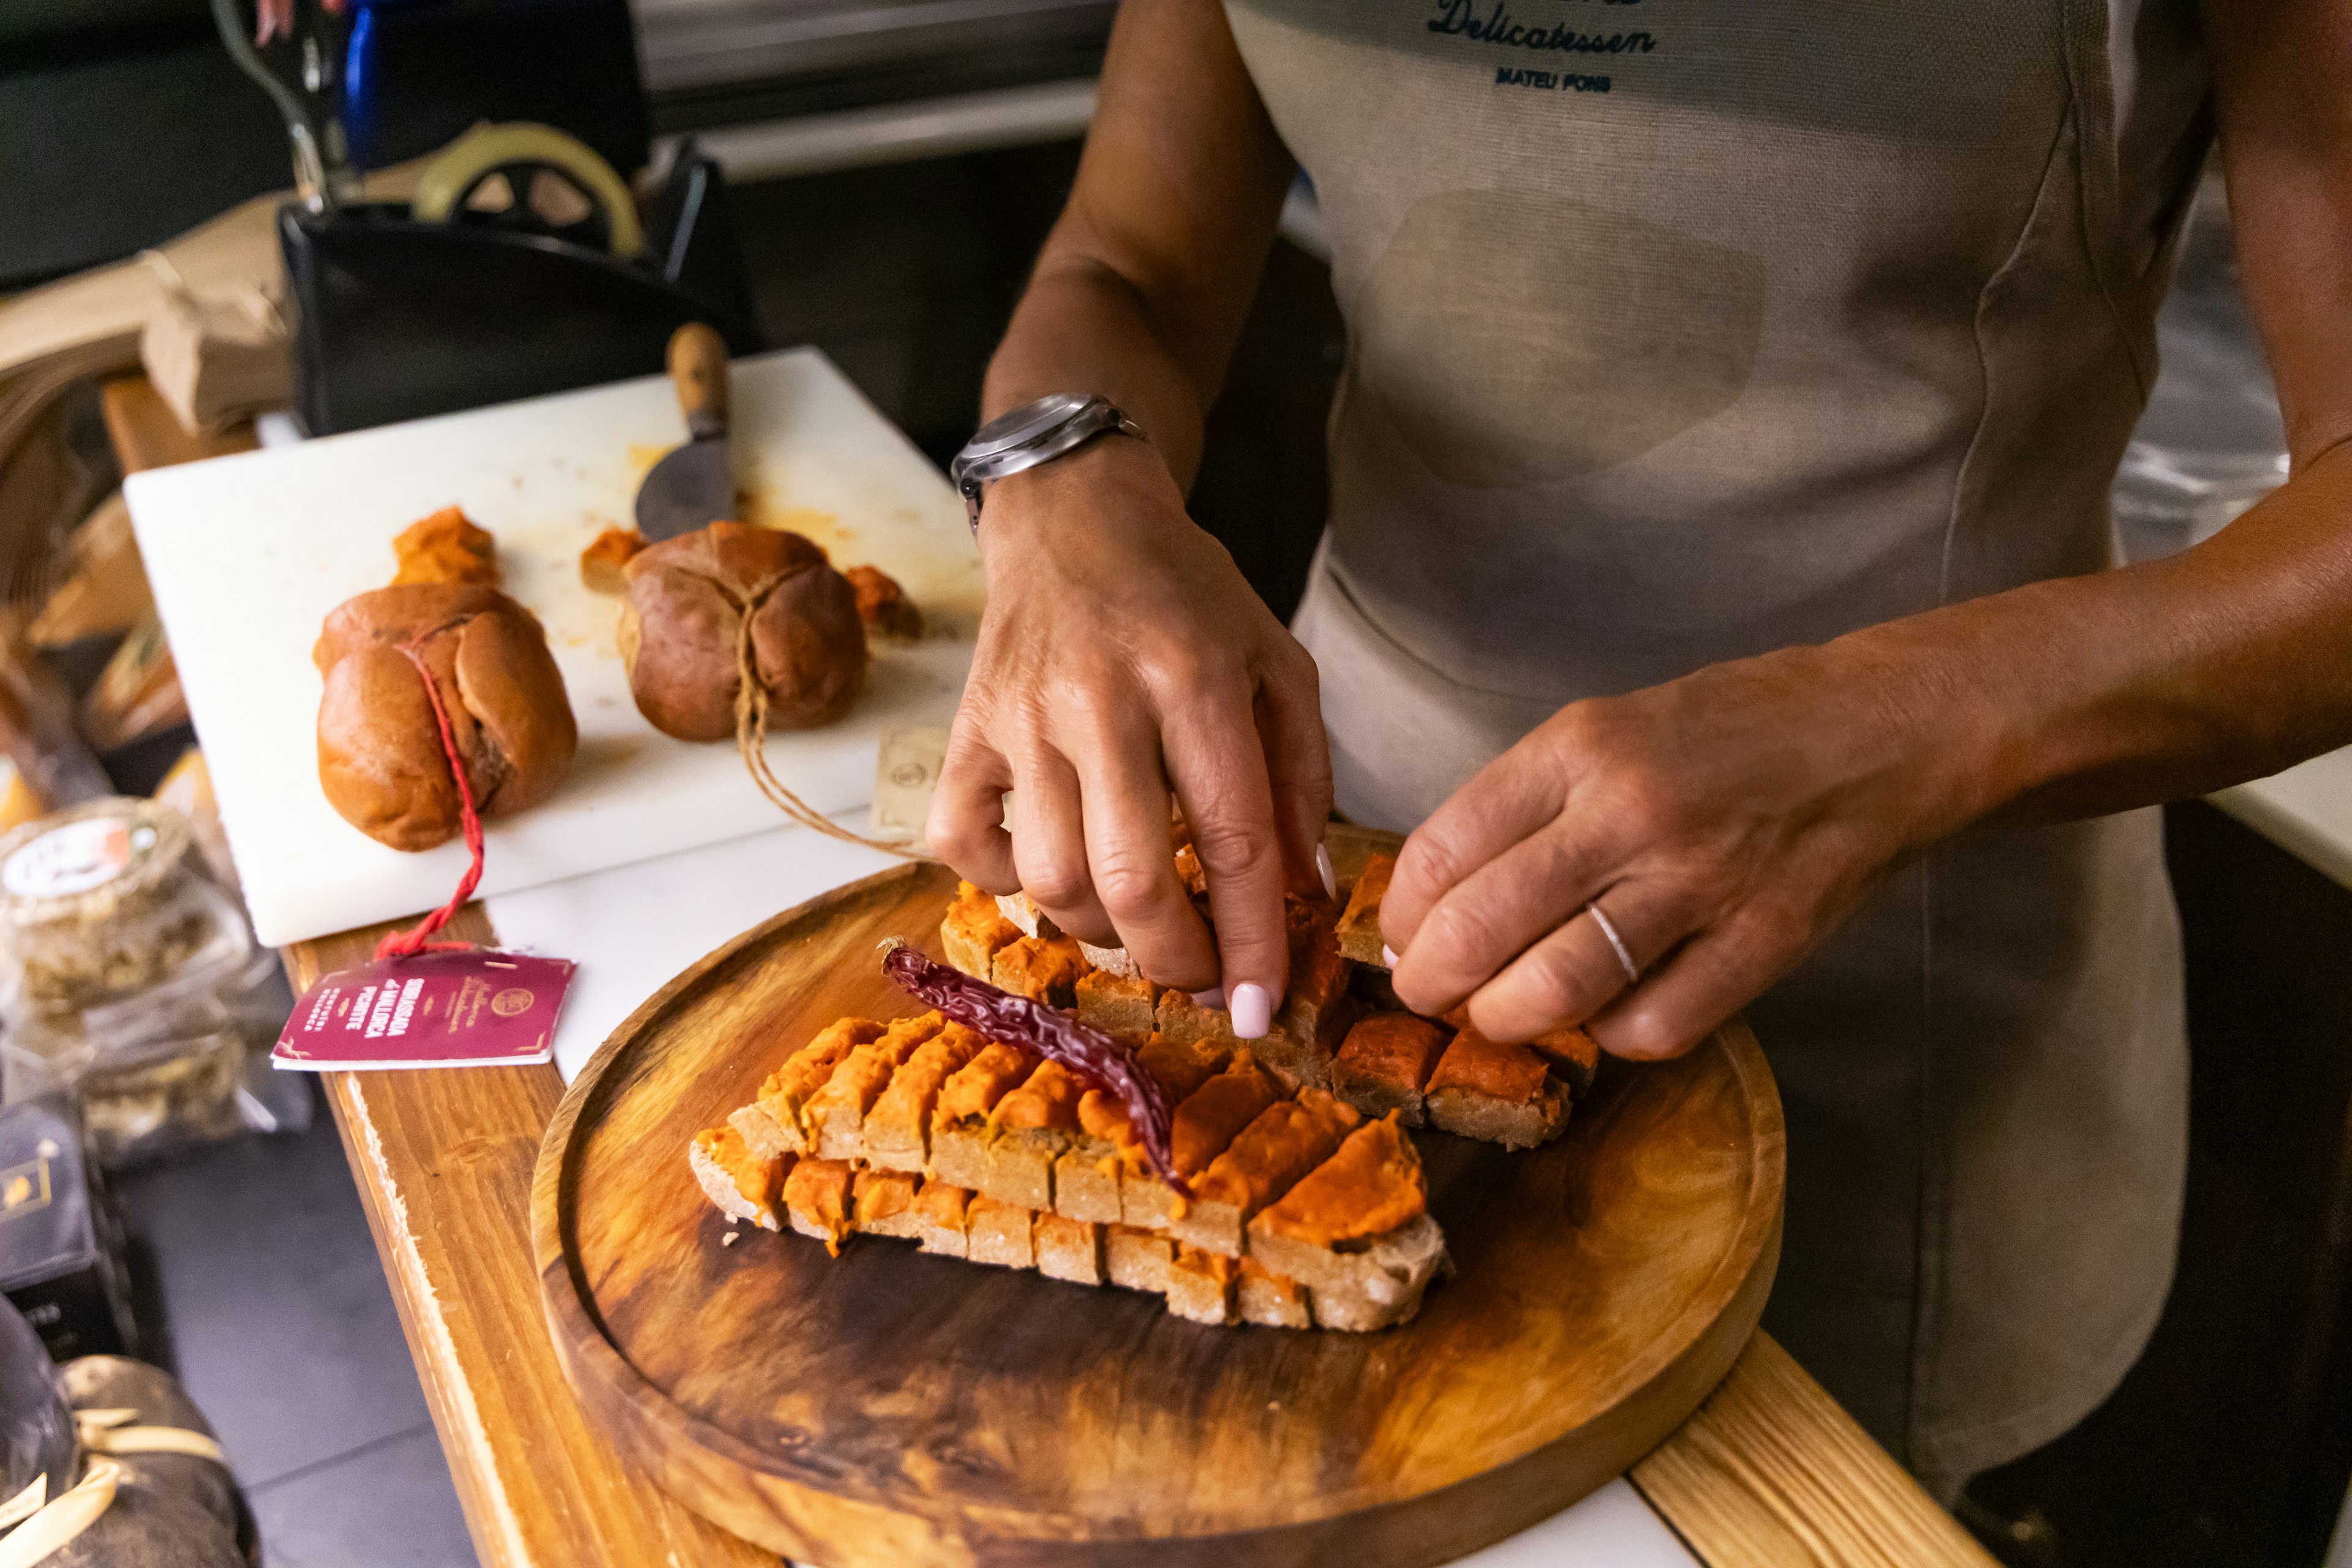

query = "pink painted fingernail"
1381;945;1400;970
1315;844;1336;900
1229;982;1273;1039
1191;987;1226;1011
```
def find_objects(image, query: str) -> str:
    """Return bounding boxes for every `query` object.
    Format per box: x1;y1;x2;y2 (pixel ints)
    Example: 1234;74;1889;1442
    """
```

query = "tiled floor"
112;1080;480;1568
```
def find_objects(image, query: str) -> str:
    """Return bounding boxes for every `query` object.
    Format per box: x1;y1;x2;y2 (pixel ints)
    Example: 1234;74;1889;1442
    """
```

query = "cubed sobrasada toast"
944;872;1596;1147
693;848;1601;1327
693;1007;1450;1330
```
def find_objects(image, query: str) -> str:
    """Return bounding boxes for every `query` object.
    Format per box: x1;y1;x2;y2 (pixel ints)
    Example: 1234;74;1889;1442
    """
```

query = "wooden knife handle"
668;323;730;442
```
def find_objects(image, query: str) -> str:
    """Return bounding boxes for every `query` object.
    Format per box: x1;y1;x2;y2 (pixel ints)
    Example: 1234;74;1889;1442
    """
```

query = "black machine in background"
205;0;762;435
282;137;763;435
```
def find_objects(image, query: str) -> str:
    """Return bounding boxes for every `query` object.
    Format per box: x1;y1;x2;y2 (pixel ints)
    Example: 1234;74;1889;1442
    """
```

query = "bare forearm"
977;0;1291;494
983;254;1229;491
1813;450;2352;837
1859;3;2352;832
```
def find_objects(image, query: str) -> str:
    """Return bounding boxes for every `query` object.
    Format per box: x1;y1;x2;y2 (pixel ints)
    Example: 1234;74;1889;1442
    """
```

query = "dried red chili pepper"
882;940;1186;1195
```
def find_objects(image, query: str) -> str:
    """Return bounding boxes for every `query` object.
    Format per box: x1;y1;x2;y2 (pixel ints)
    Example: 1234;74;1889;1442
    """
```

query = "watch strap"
951;395;1145;532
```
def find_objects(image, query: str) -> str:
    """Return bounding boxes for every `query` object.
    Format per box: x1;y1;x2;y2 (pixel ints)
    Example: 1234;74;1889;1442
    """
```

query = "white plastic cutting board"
124;349;981;946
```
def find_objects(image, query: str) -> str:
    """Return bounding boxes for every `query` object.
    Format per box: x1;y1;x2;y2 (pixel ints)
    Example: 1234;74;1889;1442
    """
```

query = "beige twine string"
0;1460;119;1568
74;1408;229;1465
0;1408;232;1566
731;575;930;861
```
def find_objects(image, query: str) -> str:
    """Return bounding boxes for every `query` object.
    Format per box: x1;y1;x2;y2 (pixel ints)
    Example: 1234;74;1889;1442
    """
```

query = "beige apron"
1225;0;2212;1487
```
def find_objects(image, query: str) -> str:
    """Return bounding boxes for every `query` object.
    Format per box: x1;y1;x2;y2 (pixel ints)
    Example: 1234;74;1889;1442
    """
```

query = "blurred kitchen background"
1;3;2343;1566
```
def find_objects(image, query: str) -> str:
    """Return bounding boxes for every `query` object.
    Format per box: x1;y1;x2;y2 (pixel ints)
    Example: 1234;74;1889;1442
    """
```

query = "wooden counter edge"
286;913;775;1568
101;375;258;470
1632;1332;2000;1568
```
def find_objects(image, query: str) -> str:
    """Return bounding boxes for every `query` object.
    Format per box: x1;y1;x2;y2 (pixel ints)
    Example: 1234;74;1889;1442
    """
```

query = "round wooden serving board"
535;837;1785;1567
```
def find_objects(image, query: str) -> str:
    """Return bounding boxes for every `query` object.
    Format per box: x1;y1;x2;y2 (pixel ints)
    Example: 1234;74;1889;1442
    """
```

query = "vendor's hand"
1381;643;1977;1060
927;435;1331;1030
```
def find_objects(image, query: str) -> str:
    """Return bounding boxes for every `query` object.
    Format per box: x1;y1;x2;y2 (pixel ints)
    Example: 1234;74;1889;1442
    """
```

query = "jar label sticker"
273;951;575;1071
0;817;155;899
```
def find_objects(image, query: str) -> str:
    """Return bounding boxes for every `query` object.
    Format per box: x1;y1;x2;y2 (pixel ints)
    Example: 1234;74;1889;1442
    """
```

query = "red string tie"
374;635;486;961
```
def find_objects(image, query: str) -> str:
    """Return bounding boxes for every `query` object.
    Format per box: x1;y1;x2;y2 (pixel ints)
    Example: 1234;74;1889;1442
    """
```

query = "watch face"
964;393;1095;462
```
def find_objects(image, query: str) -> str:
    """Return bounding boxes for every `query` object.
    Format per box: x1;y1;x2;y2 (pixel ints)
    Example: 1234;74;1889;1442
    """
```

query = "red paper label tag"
273;951;575;1071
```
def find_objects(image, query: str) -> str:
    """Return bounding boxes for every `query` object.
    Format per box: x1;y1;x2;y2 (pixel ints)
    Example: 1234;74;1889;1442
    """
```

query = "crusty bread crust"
689;1137;777;1230
1036;1215;1106;1284
1248;1214;1449;1332
620;521;865;742
994;891;1063;941
1077;940;1139;978
1425;1082;1569;1150
1238;1264;1312;1329
315;583;576;851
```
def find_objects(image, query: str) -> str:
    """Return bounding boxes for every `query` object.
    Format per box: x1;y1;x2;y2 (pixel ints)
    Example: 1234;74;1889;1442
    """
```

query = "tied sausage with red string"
618;521;867;743
314;582;577;852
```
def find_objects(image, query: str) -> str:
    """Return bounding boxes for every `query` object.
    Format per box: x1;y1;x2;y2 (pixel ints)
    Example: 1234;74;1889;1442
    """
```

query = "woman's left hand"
1381;639;1985;1060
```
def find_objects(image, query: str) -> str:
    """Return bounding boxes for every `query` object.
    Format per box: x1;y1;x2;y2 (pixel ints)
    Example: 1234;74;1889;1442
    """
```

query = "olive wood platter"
533;829;1785;1566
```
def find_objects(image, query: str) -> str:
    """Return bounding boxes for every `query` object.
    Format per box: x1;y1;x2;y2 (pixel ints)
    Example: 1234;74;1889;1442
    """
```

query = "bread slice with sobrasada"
1529;1023;1601;1096
1106;1226;1174;1294
967;1194;1038;1269
742;1017;886;1158
782;1158;856;1253
1238;1257;1312;1329
850;1168;925;1240
984;1059;1089;1210
690;1126;786;1231
1330;1012;1450;1125
1074;968;1159;1036
1424;1027;1569;1149
1248;1114;1447;1330
943;881;1022;978
1172;1090;1361;1256
862;1025;988;1172
1059;1033;1230;1224
912;1178;973;1258
992;935;1087;1007
1035;1213;1107;1285
1166;1245;1239;1325
933;848;1567;1151
927;1041;1039;1189
1123;1051;1283;1231
698;1009;1450;1330
801;1013;946;1159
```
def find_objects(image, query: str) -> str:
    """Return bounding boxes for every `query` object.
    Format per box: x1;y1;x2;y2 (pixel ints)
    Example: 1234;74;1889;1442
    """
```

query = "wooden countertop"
107;377;1998;1568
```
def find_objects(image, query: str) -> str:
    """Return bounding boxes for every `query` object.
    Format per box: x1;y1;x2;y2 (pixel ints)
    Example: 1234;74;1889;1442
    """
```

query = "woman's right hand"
927;432;1331;1038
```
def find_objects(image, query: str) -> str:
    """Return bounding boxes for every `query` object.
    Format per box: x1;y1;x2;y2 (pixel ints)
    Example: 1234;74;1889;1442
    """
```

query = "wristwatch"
948;393;1145;532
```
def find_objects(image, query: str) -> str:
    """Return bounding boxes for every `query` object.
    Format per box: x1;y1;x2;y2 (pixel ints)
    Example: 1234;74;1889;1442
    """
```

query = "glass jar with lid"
0;799;281;1165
